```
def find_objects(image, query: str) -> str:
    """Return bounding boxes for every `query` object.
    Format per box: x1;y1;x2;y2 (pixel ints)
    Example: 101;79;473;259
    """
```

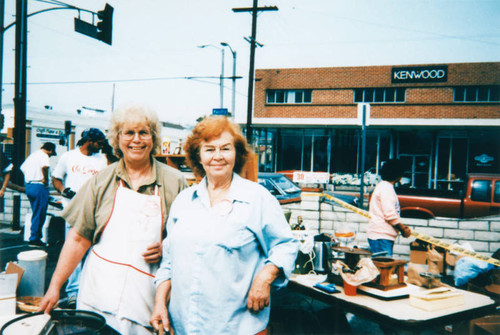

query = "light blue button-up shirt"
155;173;299;334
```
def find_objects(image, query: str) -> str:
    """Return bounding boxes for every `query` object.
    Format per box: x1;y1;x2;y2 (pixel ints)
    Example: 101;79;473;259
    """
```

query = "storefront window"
255;129;275;172
436;136;468;189
277;132;302;171
400;154;431;188
312;135;330;172
399;132;432;155
469;131;499;174
303;135;312;171
364;132;391;174
332;130;358;173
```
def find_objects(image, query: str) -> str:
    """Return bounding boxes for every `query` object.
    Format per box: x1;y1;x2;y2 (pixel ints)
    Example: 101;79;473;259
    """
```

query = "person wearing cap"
20;142;57;247
51;128;109;305
52;128;108;203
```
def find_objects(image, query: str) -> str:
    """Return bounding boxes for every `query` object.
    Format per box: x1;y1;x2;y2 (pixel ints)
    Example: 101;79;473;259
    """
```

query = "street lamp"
198;44;225;109
221;42;237;116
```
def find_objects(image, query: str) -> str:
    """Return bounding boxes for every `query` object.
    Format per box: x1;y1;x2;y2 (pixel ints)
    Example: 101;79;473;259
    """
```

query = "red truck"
396;174;500;219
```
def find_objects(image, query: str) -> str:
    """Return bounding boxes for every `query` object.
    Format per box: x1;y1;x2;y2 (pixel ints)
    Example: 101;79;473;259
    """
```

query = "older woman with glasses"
40;104;187;334
150;116;298;335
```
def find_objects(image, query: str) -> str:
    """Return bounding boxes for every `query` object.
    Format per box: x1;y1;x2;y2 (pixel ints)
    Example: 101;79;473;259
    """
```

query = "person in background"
150;116;298;335
367;159;412;256
51;128;108;308
39;104;187;335
20;142;57;247
101;137;119;164
52;128;108;202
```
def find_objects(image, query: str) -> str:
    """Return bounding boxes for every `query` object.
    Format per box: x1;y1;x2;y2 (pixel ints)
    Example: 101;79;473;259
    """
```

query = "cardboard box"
0;273;18;316
469;314;500;335
410;240;447;274
5;262;24;288
409;287;464;312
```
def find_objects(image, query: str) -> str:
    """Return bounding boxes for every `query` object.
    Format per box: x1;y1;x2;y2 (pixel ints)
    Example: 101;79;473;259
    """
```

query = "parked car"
323;191;360;207
258;173;302;204
396;173;500;219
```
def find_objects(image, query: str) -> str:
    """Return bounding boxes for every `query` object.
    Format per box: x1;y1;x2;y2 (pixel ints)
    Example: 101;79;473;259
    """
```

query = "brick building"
250;62;500;189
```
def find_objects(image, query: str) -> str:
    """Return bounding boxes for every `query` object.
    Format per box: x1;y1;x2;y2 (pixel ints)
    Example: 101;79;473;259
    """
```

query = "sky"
2;0;499;126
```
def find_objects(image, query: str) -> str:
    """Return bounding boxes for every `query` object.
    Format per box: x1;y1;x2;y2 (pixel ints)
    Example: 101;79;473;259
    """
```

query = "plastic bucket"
17;250;47;297
343;281;357;296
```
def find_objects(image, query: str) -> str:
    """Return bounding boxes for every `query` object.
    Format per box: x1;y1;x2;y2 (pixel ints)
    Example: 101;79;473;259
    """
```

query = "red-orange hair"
184;116;250;178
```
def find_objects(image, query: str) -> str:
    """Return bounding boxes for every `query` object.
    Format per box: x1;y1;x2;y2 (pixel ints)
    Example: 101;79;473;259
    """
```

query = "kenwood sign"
392;65;448;84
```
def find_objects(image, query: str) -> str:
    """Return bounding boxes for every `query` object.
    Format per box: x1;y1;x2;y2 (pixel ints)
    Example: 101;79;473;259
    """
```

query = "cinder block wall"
282;192;500;261
4;188;498;260
0;190;32;226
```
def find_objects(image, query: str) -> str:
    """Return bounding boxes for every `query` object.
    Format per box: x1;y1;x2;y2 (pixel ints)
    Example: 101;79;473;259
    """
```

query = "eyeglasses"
119;130;152;140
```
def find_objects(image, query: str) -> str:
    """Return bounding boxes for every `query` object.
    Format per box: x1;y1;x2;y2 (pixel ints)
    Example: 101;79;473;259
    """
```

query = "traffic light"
97;4;113;45
65;120;72;135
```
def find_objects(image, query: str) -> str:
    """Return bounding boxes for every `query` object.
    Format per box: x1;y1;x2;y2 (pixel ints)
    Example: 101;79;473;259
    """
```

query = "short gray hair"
108;104;162;158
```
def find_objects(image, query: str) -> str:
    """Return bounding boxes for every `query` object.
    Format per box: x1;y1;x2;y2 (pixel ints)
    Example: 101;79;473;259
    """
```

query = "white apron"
78;182;163;328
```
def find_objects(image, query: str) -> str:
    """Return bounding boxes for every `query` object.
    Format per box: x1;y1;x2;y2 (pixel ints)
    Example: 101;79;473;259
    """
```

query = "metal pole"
221;42;237;117
220;48;225;109
231;50;236;116
12;194;20;230
360;104;367;209
111;82;115;112
13;0;27;185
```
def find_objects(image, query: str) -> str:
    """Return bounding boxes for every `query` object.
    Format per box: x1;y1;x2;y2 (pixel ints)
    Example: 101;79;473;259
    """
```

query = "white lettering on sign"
35;127;63;139
393;69;446;80
391;65;448;83
293;171;330;184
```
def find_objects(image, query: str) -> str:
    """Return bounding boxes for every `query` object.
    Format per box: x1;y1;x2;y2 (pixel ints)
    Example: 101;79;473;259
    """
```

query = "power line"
2;75;248;97
2;75;232;85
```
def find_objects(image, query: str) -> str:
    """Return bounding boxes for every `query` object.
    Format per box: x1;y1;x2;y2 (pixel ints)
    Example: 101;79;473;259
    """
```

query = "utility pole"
233;1;277;145
13;0;28;185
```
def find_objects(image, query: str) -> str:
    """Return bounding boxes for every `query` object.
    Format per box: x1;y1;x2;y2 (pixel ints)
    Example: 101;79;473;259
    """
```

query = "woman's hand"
395;223;412;238
150;303;172;334
143;242;162;263
38;229;91;314
247;264;280;313
150;280;173;334
38;284;61;314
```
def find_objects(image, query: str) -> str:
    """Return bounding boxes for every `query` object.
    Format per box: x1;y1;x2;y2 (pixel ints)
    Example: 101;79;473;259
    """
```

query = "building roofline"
256;61;500;72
